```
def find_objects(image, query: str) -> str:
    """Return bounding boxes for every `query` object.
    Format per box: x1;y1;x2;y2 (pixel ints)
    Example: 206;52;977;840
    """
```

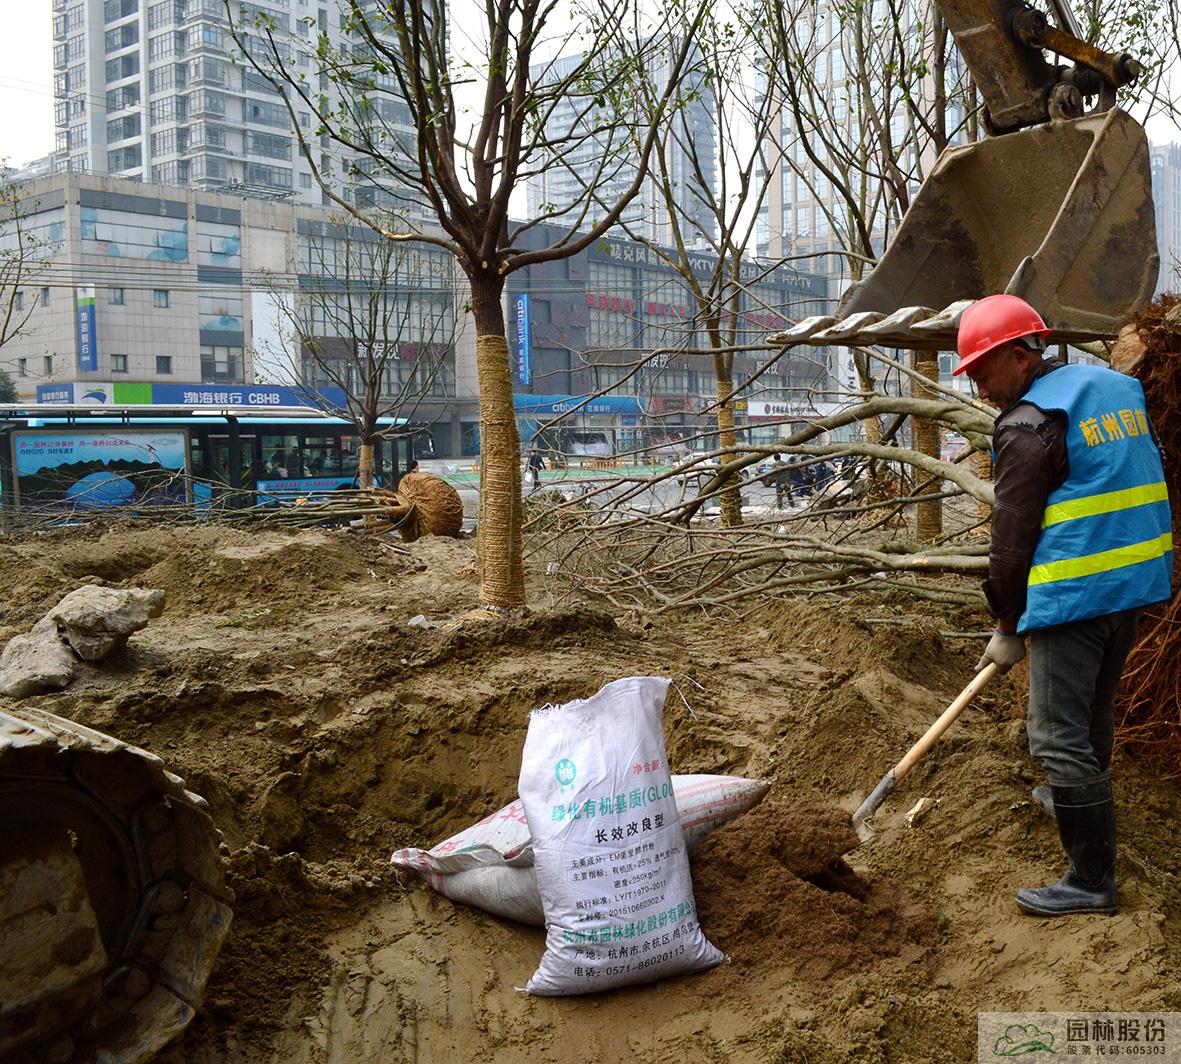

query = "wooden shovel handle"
894;662;999;782
852;662;999;830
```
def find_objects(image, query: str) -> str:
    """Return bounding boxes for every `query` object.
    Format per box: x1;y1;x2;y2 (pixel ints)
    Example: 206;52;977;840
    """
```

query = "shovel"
851;662;1000;839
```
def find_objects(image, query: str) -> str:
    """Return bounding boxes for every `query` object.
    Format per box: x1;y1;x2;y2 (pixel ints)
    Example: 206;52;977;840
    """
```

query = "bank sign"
75;286;98;372
748;400;807;420
515;294;532;385
36;382;348;409
513;393;645;417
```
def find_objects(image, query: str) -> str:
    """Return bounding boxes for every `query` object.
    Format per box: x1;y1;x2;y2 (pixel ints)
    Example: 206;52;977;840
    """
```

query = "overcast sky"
0;3;54;169
0;0;1175;171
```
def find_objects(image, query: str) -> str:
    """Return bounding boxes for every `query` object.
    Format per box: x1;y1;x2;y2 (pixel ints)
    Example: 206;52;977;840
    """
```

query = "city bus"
0;407;418;516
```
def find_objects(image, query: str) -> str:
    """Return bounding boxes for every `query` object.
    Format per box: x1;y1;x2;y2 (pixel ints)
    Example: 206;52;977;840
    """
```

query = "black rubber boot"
1016;777;1118;916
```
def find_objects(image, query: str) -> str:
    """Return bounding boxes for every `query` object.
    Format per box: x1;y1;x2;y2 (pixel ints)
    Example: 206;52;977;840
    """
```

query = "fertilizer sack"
391;773;768;925
519;676;724;995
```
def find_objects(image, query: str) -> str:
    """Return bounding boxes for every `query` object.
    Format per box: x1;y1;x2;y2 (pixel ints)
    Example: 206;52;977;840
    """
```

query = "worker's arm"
983;405;1064;629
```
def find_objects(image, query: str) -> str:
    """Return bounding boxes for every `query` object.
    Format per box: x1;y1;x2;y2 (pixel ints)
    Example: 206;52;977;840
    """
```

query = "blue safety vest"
1010;364;1173;633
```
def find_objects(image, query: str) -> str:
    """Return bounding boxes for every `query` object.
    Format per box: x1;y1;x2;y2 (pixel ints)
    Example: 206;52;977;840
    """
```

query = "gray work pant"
1026;608;1143;785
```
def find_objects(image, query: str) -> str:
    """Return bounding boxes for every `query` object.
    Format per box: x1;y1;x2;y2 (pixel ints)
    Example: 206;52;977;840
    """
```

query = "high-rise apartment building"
526;44;717;248
1151;140;1181;296
51;0;414;207
756;1;968;295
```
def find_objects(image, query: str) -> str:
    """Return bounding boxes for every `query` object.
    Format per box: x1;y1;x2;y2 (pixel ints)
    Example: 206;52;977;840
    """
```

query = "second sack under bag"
519;675;724;995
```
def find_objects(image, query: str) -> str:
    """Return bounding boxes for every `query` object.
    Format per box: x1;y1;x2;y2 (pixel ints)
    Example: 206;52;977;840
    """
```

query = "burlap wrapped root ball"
396;471;464;541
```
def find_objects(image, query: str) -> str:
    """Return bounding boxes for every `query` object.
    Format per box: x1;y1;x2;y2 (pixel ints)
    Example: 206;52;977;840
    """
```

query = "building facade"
51;0;414;206
526;44;717;249
2;173;829;460
756;0;969;295
506;223;831;456
1151;140;1181;297
0;172;473;444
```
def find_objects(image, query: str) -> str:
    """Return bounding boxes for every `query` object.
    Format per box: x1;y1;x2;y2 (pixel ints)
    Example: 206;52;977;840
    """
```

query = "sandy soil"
2;523;1178;1063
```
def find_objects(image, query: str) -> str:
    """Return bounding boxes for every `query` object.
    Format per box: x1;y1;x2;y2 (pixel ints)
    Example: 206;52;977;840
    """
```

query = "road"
416;459;828;524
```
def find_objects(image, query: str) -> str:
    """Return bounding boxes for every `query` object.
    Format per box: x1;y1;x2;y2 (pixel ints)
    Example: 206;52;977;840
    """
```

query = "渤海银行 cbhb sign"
36;383;348;409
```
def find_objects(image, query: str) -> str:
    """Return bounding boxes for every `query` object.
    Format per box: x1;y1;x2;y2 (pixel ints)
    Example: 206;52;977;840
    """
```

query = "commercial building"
0;171;473;448
506;222;831;456
2;172;829;459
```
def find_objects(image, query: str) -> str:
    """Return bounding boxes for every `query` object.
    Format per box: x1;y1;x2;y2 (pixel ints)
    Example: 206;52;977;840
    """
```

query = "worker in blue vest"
956;294;1173;917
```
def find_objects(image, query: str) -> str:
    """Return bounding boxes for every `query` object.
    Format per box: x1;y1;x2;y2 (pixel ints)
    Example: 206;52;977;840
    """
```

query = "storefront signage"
515;294;532;385
75;286;98;372
513;393;645;417
747;400;811;420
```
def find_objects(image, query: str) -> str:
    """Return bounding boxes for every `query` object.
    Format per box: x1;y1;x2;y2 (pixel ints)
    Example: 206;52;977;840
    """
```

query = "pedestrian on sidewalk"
527;449;544;491
957;294;1173;917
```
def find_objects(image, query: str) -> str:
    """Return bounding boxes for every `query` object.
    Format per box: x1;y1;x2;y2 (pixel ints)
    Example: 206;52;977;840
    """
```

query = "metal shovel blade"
838;108;1158;340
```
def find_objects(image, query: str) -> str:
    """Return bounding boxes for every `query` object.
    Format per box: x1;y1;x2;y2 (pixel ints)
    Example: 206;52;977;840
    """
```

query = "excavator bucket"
839;107;1158;340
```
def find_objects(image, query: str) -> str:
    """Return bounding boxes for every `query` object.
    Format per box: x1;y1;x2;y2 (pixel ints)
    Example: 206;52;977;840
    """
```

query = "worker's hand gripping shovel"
851;663;1000;840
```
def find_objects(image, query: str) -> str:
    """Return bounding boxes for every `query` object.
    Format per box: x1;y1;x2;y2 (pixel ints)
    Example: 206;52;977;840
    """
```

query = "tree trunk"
470;277;526;608
358;442;375;491
853;349;883;446
974;449;993;529
714;366;743;527
912;350;943;542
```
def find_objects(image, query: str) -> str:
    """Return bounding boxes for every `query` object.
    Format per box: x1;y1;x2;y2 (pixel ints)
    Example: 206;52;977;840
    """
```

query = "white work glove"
976;629;1027;674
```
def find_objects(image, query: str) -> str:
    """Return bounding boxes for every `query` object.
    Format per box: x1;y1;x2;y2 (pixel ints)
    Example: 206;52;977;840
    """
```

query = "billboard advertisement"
12;429;188;511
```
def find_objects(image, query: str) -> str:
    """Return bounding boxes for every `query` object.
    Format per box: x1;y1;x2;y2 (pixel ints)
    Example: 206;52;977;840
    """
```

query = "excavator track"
0;708;231;1064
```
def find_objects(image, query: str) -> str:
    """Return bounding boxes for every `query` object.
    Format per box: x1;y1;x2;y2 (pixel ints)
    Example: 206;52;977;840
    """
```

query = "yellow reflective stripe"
1028;532;1173;587
1042;481;1169;528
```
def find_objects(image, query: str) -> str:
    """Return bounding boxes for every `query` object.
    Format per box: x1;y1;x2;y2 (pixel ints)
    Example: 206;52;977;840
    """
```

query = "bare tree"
227;0;710;608
258;214;459;489
0;179;47;362
608;7;811;527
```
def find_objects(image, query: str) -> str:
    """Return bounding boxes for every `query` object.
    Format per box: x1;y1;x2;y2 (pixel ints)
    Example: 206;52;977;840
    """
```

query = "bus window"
189;436;210;478
339;435;360;476
370;438;398;485
261;434;300;478
300;435;342;477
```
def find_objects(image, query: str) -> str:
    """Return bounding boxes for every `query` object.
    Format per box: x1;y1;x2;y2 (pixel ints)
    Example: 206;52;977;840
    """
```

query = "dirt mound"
694;799;939;984
1;522;1175;1063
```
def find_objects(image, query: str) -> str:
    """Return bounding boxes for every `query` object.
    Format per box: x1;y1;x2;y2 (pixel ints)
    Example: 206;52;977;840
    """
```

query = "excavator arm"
773;0;1159;351
940;0;1142;131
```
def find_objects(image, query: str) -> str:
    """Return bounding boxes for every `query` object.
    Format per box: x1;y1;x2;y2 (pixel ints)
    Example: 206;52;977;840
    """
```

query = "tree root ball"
396;472;464;540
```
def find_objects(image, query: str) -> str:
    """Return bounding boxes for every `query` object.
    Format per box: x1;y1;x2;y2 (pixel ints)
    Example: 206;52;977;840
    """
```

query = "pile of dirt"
693;799;939;984
0;523;1176;1063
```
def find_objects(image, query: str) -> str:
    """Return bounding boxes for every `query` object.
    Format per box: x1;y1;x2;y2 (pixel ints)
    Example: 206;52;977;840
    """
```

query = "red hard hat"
954;295;1051;375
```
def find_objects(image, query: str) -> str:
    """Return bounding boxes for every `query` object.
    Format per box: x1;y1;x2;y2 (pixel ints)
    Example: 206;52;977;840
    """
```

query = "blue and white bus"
0;407;419;515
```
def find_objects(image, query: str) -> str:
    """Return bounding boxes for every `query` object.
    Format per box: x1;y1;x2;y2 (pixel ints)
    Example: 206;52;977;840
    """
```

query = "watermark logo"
554;759;576;786
992;1023;1056;1057
979;1013;1181;1062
